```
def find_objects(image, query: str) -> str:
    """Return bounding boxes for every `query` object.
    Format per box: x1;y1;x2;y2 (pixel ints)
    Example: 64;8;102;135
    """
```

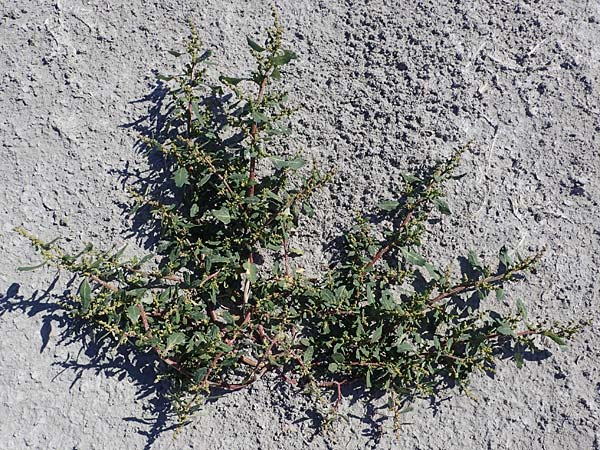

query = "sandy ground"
1;1;599;449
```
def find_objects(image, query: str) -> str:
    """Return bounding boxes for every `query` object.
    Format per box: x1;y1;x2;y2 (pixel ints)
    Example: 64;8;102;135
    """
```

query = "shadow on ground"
0;281;179;450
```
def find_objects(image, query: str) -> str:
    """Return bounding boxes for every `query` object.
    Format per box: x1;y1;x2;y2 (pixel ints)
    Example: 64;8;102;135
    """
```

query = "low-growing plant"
16;11;582;432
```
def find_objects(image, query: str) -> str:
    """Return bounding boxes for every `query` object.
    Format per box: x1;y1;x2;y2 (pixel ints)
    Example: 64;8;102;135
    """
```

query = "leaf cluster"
16;13;583;431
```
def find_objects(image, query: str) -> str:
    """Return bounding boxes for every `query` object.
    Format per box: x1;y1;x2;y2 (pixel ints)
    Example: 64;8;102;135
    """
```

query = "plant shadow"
281;378;456;445
3;77;193;447
115;74;233;251
0;281;181;450
112;78;173;250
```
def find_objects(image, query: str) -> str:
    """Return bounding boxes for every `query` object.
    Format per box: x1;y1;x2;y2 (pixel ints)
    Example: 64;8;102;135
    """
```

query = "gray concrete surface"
1;0;599;449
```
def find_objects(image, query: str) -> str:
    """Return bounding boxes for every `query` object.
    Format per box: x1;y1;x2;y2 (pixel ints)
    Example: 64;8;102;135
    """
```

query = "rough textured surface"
1;0;599;449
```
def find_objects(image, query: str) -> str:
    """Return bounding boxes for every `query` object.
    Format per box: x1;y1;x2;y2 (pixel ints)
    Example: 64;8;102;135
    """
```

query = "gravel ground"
1;1;599;449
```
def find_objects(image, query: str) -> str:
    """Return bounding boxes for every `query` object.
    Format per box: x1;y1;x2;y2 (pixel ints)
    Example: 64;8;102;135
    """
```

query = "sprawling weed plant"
17;12;581;431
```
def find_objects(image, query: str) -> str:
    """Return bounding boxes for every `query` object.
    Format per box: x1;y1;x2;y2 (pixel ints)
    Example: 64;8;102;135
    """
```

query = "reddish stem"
90;275;117;292
365;210;414;269
486;329;542;340
428;272;506;306
318;380;348;410
199;269;221;287
282;236;291;277
248;158;257;197
247;74;270;198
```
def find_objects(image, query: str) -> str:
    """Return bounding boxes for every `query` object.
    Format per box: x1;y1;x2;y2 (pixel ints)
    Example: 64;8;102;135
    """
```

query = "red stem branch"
428;272;506;306
365;210;414;269
247;73;270;198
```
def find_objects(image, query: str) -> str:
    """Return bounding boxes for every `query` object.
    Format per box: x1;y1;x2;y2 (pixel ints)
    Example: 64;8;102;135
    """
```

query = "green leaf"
251;110;269;124
198;49;212;62
191;100;201;120
211;207;231;224
134;253;154;268
380;291;396;311
545;332;566;347
270;156;286;168
423;262;440;281
396;341;413;353
127;305;140;324
243;261;258;284
41;236;60;250
514;345;524;369
270;156;305;170
332;352;345;363
303;203;315;217
127;288;147;298
366;369;372;388
328;362;338;373
401;248;427;266
495;288;505;301
247;37;265;52
468;250;482;270
377;200;399;211
220;76;245;86
173;167;189;187
271;49;297;66
78;278;92;312
190;204;199;218
303;346;314;364
433;336;441;350
400;172;421;184
320;289;336;304
197;173;212;187
335;286;351;302
168;49;182;57
289;248;304;257
366;284;375;305
499;245;512;268
112;245;127;260
452;173;467;180
193;367;208;382
285;158;305;170
434;198;451;215
17;261;47;271
220;311;235;325
264;189;283;203
166;332;187;351
496;323;514;336
370;324;383;343
209;255;230;264
244;196;261;204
